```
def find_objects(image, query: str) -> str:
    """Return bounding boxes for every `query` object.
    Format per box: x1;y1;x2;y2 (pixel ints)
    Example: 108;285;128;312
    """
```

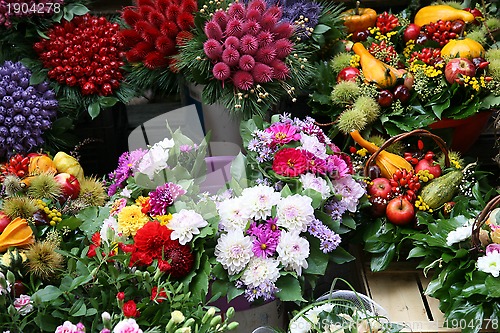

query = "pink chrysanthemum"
148;183;186;216
203;39;223;60
205;21;223;40
222;48;240;66
272;148;308;177
239;55;256;71
233;70;254;90
213;63;231;80
252;63;273;83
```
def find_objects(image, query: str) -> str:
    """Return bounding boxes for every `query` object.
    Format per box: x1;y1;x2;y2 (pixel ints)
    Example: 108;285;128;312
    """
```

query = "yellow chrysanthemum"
117;205;150;237
135;196;149;206
153;213;173;226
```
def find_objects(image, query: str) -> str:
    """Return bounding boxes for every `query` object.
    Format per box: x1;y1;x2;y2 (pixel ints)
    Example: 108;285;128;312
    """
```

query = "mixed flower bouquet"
309;1;500;139
209;114;363;304
407;194;500;333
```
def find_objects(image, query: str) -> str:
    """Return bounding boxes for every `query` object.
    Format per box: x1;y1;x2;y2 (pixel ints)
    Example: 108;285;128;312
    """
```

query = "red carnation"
116;292;125;301
151;286;168;303
123;300;140;318
272;148;308;177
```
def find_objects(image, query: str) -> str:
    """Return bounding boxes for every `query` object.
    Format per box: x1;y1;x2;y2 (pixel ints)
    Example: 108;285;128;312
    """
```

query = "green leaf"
341;215;356;230
431;99;451;119
370;243;396;272
88;102;100;119
485;275;500;297
480;95;500;109
407;246;428;259
99;97;118;108
77;206;111;237
313;24;331;34
302;189;323;209
69;299;86;316
230;153;247;182
68;3;89;15
32;285;63;302
227;284;244;302
275;275;305;302
329;246;355;265
37;29;49;39
30;71;46;85
304;240;329;275
57;216;82;231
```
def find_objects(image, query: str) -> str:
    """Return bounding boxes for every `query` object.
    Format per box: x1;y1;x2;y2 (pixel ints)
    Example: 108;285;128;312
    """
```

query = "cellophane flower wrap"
308;2;500;138
210;114;363;304
407;193;500;333
175;0;318;119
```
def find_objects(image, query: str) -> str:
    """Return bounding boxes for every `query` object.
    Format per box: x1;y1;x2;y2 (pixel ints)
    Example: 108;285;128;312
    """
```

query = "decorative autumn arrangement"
309;1;500;140
118;0;198;95
348;129;493;271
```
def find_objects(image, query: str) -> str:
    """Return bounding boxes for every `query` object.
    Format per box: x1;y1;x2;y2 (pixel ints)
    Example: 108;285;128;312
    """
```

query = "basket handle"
471;195;500;250
363;129;450;178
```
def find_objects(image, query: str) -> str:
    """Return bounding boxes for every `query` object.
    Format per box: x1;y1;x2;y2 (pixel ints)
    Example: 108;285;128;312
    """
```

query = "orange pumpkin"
0;217;34;252
28;154;57;175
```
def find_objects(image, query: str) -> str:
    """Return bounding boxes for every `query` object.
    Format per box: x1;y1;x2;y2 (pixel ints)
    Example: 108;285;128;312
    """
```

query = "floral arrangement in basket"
408;194;500;333
208;114;363;304
175;0;345;119
308;1;500;138
348;128;491;271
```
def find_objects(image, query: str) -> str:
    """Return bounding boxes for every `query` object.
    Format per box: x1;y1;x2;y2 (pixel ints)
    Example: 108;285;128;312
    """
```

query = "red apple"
368;177;392;200
444;58;476;84
386;197;415;226
370;198;388;218
0;211;11;233
414;159;442;178
337;67;360;83
403;23;421;42
54;173;81;200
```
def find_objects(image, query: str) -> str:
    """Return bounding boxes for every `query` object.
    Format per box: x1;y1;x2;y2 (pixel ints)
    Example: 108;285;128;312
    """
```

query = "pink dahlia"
272;148;307;177
265;122;301;146
148;182;186;216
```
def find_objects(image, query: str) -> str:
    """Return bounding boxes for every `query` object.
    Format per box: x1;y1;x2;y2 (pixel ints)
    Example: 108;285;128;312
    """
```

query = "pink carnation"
113;318;143;333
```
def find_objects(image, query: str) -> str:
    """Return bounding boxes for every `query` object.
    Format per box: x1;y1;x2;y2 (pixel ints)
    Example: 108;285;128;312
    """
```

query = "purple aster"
148;182;186;215
107;148;147;196
252;230;279;257
319;232;341;253
179;144;194;153
324;197;348;221
258;280;279;301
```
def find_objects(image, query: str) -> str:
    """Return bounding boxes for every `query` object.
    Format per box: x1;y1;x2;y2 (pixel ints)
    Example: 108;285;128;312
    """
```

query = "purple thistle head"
148;182;186;216
280;0;322;39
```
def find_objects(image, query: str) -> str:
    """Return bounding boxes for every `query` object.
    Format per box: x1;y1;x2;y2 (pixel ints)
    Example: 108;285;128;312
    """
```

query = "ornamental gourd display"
341;3;377;33
440;37;486;59
413;5;475;27
352;42;401;89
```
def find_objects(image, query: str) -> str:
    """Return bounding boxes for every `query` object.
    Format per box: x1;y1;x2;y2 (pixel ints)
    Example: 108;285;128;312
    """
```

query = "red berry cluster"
410;48;444;66
376;12;399;34
389;169;420;202
34;14;125;96
368;40;398;63
0;153;29;180
404;150;434;165
119;0;197;70
422;19;464;47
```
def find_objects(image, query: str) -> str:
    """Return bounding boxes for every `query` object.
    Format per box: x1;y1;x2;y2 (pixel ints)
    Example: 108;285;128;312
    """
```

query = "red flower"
151;286;168;303
87;232;101;258
134;221;173;257
116;292;125;301
123;300;140;318
162;242;194;278
272;148;308;177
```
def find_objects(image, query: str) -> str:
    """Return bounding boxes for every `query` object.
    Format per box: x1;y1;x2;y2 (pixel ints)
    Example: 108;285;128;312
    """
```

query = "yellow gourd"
414;5;475;27
0;217;34;253
53;152;84;181
441;38;486;59
350;130;413;179
352;43;401;89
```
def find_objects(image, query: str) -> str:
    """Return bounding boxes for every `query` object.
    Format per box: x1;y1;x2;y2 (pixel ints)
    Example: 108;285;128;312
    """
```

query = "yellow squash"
53;151;84;181
0;217;34;252
352;43;401;89
350;130;413;179
441;38;486;59
414;5;475;27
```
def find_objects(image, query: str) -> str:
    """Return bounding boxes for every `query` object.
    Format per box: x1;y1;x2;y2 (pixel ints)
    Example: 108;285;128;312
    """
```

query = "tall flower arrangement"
118;0;198;95
176;0;317;119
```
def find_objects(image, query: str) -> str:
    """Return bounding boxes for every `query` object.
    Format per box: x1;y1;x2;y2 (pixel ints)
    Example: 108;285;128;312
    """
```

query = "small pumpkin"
52;151;84;181
341;1;377;33
352;43;401;89
0;217;34;253
414;5;475;27
441;38;486;59
350;130;413;179
28;154;57;176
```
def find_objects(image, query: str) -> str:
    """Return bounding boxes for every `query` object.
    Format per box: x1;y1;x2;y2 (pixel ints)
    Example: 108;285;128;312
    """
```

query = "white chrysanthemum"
137;138;175;179
241;257;281;288
218;197;251;231
215;230;253;275
169;209;208;245
240;185;281;220
277;231;309;275
289;303;335;333
446;220;474;246
300;173;331;200
477;251;500;277
276;194;314;232
300;134;328;159
100;216;120;244
332;177;365;212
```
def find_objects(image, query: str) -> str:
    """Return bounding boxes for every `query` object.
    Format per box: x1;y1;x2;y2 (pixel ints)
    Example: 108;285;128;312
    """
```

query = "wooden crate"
357;259;495;332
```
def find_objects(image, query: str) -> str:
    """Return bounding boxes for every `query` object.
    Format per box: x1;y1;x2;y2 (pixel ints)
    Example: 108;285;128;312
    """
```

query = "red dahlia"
272;148;308;177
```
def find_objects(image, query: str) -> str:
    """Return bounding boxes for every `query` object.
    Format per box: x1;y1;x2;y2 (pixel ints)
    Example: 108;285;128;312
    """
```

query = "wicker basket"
471;195;500;252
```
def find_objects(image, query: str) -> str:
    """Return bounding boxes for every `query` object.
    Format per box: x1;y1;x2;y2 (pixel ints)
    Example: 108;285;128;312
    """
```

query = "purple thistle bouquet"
0;60;58;159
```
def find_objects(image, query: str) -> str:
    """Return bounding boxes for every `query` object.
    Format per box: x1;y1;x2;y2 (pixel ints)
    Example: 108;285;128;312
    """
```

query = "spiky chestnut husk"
466;29;487;45
25;240;64;281
434;1;462;9
437;150;464;170
27;173;62;200
338;108;368;134
2;175;25;197
2;197;37;220
488;59;500;81
484;18;500;31
77;176;108;207
329;53;354;74
352;96;380;124
368;135;406;155
330;81;361;105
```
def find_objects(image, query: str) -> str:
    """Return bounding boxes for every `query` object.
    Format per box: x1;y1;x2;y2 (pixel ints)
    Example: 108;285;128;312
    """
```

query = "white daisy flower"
241;257;281;289
477;251;500;277
169;209;208;245
276;194;314;232
300;173;331;200
215;230;253;275
446;219;474;246
218;197;251;231
277;231;309;275
240;185;281;220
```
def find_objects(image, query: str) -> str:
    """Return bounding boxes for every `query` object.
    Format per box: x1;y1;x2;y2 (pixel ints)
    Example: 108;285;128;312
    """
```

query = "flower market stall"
0;0;499;332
